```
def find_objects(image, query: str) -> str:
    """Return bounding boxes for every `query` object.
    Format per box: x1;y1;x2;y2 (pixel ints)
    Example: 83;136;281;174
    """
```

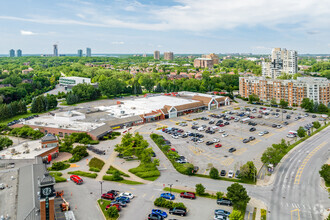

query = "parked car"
169;207;187;216
228;170;234;178
277;125;282;128
152;209;168;218
213;138;220;143
272;124;277;128
180;192;196;199
228;148;236;153
258;131;264;136
217;198;232;206
263;130;269;134
106;203;121;212
116;196;130;203
215;209;231;216
235;170;240;178
283;121;289;125
312;115;317;118
160;193;175;200
111;200;127;207
119;192;134;199
101;193;115;200
215;144;222;148
218;129;225;133
249;127;256;132
70;175;83;185
206;141;214;145
197;139;204;143
222;133;228;137
214;214;229;220
220;170;226;176
249;136;255;141
243;139;250;143
148;213;164;220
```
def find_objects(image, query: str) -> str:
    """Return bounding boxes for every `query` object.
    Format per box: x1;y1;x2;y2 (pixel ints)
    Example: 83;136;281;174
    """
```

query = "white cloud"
20;30;37;35
112;41;125;45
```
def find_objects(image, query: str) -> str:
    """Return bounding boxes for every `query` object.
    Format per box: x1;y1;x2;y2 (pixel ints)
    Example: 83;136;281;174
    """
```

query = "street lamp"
99;181;104;196
168;184;173;195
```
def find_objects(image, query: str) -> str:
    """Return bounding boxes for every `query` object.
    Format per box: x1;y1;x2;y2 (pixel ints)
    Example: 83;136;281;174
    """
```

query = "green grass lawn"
68;170;97;178
102;175;143;185
106;166;130;177
49;172;67;183
163;187;217;199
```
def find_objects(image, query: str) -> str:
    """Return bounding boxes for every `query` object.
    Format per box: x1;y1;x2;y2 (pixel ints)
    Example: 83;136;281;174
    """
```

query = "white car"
275;115;279;118
172;135;178;139
222;133;228;137
286;134;295;138
119;192;134;199
192;122;198;125
214;214;229;220
228;170;234;178
198;127;205;131
197;139;204;143
277;125;282;128
258;132;264;136
259;122;265;125
213;138;220;143
218;129;225;133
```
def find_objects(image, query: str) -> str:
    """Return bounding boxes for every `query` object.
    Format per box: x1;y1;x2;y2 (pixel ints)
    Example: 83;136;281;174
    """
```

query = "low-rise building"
59;76;91;86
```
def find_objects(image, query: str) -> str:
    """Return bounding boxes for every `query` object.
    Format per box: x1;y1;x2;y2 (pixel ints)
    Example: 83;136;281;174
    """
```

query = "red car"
101;193;115;200
230;117;235;120
249;116;255;119
215;144;222;148
106;203;121;212
219;124;225;127
180;192;196;199
70;175;83;185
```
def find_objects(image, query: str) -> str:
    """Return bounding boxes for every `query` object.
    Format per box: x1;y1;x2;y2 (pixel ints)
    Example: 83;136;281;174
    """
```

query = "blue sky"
1;0;330;54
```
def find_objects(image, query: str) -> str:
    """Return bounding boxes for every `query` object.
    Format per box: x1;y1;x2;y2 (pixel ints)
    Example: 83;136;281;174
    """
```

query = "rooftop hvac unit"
120;110;125;114
131;107;136;109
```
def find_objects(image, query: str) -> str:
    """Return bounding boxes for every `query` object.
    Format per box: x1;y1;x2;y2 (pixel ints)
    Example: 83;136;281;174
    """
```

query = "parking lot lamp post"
99;181;104;196
168;184;173;195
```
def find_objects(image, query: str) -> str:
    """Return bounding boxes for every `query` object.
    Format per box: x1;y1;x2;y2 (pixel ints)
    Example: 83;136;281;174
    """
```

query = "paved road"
268;126;330;220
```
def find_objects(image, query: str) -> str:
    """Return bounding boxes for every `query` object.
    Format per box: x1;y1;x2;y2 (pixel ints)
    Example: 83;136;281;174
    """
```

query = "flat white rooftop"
21;114;104;132
96;95;200;118
0;140;54;159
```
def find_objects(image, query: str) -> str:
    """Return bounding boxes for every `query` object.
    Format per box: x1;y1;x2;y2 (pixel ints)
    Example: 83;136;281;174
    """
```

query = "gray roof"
17;160;48;220
41;133;57;142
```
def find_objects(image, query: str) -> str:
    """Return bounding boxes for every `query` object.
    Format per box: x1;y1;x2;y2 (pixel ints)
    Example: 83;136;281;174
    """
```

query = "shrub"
195;183;206;196
209;167;219;179
319;164;330;184
89;140;99;145
89;167;100;172
9;125;44;139
0;136;13;151
261;209;267;220
69;145;88;162
106;166;130;177
216;192;224;200
107;206;119;218
49;172;67;183
313;121;321;129
89;157;105;170
68;170;97;178
103;175;124;181
154;197;186;209
129;163;160;179
48;162;70;171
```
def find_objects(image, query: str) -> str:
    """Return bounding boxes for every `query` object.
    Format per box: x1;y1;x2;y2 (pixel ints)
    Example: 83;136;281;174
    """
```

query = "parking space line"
247;139;261;146
221;158;234;166
142;193;146;198
233;147;247;155
150;195;155;201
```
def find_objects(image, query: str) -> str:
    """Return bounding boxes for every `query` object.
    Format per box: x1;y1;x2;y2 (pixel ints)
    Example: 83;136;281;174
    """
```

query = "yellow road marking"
150;195;155;201
221;158;234;166
247;211;251;220
203;170;207;175
291;209;300;220
264;133;274;138
294;142;326;184
233;147;247;156
142;193;146;198
247;139;261;146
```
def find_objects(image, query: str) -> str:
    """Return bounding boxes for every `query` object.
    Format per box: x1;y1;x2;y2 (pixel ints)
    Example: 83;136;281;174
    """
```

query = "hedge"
102;175;143;185
49;172;67;183
154;197;186;209
89;157;105;170
102;175;123;181
106;166;130;177
128;163;160;180
89;167;101;172
68;170;97;179
261;209;267;220
48;162;70;171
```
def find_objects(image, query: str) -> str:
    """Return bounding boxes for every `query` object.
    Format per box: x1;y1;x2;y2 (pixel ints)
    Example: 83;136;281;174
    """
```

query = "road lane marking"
294;142;326;184
290;208;300;220
150;195;155;200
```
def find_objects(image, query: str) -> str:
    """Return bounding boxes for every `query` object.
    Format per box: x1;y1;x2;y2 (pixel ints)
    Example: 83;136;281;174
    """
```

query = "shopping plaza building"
239;76;330;107
11;92;230;140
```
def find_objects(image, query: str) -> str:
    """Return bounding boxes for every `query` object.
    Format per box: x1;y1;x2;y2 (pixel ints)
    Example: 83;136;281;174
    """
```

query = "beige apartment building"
164;51;174;60
194;58;214;68
154;50;160;60
202;53;219;65
239;76;330;107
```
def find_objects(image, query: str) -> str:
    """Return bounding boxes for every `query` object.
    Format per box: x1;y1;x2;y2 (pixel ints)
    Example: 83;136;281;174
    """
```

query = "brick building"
239;76;330;107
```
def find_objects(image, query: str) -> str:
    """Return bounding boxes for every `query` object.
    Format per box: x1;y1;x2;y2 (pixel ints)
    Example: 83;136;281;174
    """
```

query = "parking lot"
154;104;322;177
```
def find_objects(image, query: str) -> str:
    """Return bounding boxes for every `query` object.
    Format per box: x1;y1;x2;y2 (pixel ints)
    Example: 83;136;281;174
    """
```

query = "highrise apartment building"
77;49;83;57
154;50;160;60
239;76;330;107
17;49;22;57
53;44;58;57
164;52;174;61
194;58;214;68
9;49;15;57
86;48;91;57
262;48;297;79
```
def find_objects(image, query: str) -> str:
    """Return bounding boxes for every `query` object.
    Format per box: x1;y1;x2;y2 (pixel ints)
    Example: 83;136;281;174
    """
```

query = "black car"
224;122;230;125
283;110;287;113
217;198;232;206
182;134;188;138
249;136;255;141
235;170;240;178
209;121;215;124
272;124;277;128
283;121;289;125
228;148;236;153
169;207;187;216
263;131;269;134
206;141;214;145
286;115;291;119
312;115;316;118
276;109;280;112
249;127;256;132
220;170;226;176
209;130;215;134
107;190;119;196
243;139;249;143
148;214;164;220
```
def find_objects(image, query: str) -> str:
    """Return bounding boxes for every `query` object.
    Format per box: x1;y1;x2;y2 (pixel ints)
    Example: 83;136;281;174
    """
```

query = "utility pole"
99;181;104;196
168;183;173;195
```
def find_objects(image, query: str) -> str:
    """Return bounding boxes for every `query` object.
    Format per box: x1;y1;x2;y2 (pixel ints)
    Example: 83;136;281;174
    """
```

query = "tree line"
0;100;27;121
